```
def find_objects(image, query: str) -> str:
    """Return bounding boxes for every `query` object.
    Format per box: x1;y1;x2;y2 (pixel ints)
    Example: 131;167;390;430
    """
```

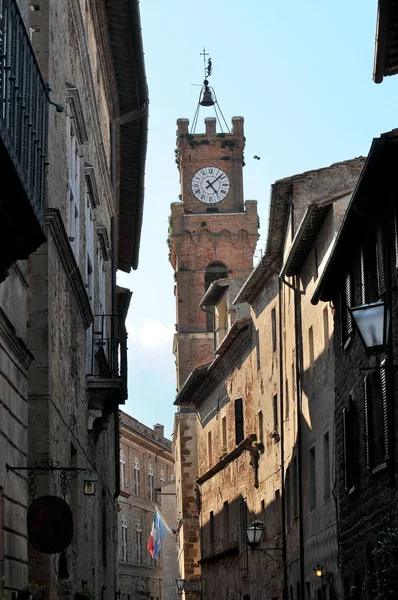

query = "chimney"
154;423;164;439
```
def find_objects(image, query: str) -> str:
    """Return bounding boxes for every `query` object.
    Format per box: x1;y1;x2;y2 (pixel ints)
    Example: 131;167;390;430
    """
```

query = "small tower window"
205;262;228;332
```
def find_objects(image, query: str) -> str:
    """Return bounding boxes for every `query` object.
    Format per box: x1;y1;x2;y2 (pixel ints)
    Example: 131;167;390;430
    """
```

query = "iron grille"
0;0;48;225
88;314;127;390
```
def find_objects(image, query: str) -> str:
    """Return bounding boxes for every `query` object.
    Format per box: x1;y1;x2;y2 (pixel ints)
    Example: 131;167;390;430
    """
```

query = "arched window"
205;262;228;332
121;515;127;563
136;519;142;565
120;450;126;491
148;464;154;500
160;469;165;485
133;457;140;496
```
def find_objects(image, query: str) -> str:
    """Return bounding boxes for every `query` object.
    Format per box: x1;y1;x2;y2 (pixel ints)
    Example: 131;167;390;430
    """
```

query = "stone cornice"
0;309;34;369
46;209;93;329
196;434;257;485
120;428;173;463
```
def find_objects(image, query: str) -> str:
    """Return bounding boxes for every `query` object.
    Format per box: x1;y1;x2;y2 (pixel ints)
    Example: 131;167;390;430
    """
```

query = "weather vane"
190;48;229;134
200;47;212;79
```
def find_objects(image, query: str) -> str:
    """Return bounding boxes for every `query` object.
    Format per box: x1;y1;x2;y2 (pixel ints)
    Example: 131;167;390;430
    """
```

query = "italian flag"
148;507;172;560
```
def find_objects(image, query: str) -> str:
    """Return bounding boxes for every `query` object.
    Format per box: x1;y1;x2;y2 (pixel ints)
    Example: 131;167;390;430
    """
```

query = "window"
292;456;298;518
209;511;215;554
120;451;126;491
235;398;244;445
148;464;154;500
67;118;81;262
133;458;140;496
274;489;281;535
223;501;229;548
222;416;227;450
323;306;330;359
394;209;398;269
160;469;165;485
255;328;261;371
308;326;315;380
121;515;127;562
207;431;213;467
258;410;264;442
360;225;385;304
324;431;330;500
205;262;228;332
342;397;356;492
309;447;316;511
101;490;107;567
341;271;353;344
136;520;142;565
271;307;277;353
286;465;291;526
273;393;278;432
285;378;289;420
364;364;389;469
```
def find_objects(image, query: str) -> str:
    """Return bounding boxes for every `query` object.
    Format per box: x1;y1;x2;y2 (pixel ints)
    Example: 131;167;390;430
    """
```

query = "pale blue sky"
117;0;398;439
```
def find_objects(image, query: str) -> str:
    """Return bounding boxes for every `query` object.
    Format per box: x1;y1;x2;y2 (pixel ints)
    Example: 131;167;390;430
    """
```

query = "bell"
200;86;214;107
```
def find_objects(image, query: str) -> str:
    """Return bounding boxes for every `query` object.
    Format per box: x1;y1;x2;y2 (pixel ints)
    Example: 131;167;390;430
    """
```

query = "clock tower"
169;116;259;389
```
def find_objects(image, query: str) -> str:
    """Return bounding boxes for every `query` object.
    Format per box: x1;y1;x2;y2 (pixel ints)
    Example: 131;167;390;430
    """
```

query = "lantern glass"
349;302;389;352
246;520;264;546
83;475;97;496
314;564;324;577
176;579;185;593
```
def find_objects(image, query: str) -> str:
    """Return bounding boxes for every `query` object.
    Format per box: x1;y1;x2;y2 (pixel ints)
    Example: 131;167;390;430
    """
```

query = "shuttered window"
360;226;385;304
364;360;389;469
239;497;248;573
341;272;353;344
342;397;356;492
235;398;244;445
394;209;398;269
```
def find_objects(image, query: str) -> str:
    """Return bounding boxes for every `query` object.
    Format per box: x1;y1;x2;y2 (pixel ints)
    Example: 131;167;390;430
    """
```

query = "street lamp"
176;579;185;594
246;520;264;548
313;564;325;578
83;474;98;496
348;301;390;353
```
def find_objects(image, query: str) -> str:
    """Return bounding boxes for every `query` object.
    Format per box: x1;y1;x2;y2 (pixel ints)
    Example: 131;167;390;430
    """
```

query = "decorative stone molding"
66;87;89;144
85;165;101;208
0;308;34;369
46;209;93;328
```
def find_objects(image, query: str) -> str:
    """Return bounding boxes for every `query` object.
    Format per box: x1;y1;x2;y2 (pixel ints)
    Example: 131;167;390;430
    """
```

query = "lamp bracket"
6;460;95;499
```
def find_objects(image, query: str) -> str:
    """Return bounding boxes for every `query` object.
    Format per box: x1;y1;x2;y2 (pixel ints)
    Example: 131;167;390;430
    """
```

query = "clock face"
191;167;230;204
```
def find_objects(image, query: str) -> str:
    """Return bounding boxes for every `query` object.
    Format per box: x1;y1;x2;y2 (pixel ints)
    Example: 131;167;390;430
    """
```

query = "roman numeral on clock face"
190;166;230;204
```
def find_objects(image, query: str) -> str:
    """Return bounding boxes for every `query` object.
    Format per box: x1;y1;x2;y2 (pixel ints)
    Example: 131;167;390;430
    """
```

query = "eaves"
174;318;252;407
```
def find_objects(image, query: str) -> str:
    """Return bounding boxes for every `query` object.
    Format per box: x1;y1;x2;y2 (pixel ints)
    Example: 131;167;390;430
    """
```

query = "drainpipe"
278;277;288;600
293;277;305;599
111;215;120;500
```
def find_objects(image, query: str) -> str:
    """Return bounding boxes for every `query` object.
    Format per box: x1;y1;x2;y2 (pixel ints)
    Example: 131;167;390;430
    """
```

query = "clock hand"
205;179;218;193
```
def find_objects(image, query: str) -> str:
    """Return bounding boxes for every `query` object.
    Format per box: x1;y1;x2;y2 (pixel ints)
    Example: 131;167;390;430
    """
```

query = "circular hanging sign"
27;495;73;554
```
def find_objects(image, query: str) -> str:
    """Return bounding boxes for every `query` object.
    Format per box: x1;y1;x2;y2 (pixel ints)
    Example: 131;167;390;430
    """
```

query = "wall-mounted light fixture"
246;520;265;548
348;300;390;354
83;474;98;496
313;564;325;578
313;564;333;586
176;579;185;594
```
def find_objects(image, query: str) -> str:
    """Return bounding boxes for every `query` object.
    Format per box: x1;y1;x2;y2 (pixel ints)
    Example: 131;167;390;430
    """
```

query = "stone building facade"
118;412;176;600
169;116;259;593
313;130;398;598
170;115;364;599
0;0;147;597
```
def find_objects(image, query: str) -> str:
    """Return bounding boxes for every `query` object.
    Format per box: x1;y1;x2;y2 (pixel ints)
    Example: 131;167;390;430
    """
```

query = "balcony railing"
0;0;48;226
87;314;128;393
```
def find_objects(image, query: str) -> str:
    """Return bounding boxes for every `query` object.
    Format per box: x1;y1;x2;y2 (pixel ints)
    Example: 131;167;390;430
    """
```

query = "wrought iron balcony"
0;0;48;279
87;313;128;410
